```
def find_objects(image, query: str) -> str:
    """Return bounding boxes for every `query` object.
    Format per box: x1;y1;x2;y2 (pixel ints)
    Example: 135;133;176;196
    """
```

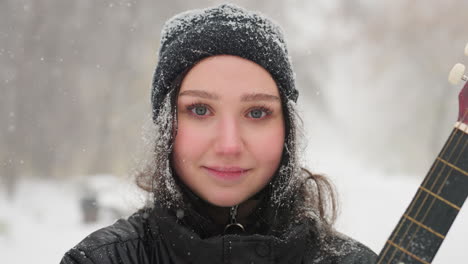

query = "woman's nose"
214;117;243;156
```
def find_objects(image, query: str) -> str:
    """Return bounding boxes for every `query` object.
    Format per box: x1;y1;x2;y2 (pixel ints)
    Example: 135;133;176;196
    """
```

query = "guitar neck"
377;122;468;264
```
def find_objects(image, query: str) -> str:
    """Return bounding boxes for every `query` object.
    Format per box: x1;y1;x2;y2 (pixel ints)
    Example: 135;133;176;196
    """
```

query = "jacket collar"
148;206;316;263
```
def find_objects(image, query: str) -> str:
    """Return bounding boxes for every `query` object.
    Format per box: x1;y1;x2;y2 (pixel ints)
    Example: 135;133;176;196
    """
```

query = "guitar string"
388;128;461;264
380;109;467;263
377;125;458;263
377;113;464;262
394;120;466;263
396;109;468;262
393;109;467;263
378;126;460;263
392;108;467;264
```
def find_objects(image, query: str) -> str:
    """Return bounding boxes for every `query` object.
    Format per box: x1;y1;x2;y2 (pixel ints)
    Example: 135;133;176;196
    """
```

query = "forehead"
178;55;280;97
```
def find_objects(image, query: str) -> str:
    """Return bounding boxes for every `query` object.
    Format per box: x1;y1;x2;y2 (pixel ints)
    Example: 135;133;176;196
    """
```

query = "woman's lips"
203;166;250;181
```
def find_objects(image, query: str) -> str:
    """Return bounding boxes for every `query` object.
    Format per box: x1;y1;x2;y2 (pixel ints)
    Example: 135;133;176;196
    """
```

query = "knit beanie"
151;3;299;120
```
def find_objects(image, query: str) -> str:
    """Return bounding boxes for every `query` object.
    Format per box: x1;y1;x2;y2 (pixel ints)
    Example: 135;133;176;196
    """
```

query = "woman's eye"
248;108;269;119
189;105;210;116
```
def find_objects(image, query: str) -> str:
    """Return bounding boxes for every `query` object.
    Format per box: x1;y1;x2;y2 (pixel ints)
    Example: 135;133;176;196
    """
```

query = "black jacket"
61;207;377;264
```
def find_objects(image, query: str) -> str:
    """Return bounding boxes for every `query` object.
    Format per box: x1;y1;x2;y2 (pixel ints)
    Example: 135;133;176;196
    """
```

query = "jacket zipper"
224;205;245;234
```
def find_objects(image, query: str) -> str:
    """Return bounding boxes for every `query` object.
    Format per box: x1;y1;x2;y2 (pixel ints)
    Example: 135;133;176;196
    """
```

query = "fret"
386;240;430;264
378;208;417;263
409;189;459;235
379;216;444;263
421;128;460;188
436;128;461;160
438;128;467;172
436;157;467;176
402;214;444;239
393;214;444;258
418;186;460;211
421;159;466;207
437;166;468;208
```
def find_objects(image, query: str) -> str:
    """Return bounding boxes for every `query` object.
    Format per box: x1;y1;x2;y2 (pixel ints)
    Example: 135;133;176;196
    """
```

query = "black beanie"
151;3;299;121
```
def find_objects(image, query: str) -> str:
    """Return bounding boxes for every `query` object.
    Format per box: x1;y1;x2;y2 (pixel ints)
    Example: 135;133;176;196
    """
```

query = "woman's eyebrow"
241;93;280;102
179;90;280;102
179;90;220;100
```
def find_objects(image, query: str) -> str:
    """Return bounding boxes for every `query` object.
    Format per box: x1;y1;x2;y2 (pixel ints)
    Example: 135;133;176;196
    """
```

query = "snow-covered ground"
0;176;146;264
1;168;466;263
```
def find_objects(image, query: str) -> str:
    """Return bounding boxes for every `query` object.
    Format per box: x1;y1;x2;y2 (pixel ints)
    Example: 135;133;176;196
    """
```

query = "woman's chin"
203;193;247;207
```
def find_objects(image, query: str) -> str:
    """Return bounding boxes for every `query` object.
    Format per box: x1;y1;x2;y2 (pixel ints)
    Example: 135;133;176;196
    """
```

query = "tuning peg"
465;43;468;56
448;63;467;85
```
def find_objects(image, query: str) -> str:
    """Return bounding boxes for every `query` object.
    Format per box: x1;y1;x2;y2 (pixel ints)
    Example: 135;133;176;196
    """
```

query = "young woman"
61;4;377;264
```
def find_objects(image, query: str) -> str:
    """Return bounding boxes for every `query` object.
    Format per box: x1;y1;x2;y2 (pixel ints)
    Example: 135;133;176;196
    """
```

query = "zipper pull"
230;205;238;224
224;205;245;234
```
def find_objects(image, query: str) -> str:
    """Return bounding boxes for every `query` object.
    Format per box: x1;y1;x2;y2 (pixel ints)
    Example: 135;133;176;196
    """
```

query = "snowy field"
1;168;466;264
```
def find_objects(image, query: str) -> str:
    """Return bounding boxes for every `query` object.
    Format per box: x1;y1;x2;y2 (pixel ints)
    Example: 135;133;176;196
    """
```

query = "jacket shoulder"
312;232;378;264
60;210;155;264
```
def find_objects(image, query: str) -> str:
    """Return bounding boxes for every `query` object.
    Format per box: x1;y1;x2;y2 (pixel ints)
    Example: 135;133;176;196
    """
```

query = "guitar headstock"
448;43;468;125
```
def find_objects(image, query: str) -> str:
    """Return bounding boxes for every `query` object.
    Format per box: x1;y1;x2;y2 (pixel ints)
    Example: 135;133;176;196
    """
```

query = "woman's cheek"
249;125;284;162
175;120;212;155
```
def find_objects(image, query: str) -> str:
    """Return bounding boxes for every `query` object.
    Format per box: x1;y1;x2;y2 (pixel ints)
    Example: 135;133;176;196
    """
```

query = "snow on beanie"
151;3;299;120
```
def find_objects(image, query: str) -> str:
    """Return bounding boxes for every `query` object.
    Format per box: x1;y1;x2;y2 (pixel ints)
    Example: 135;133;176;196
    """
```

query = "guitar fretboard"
377;122;468;264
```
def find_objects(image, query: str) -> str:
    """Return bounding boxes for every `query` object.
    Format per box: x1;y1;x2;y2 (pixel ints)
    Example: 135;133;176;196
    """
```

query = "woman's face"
172;55;285;207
